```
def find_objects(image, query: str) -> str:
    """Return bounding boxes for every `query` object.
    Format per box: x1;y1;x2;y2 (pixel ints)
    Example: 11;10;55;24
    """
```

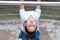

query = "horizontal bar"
0;14;18;16
0;14;60;18
0;1;60;6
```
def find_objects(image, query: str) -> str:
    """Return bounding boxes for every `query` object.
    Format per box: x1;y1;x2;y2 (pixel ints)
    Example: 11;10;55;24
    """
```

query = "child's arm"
34;0;41;19
20;0;24;10
19;0;25;21
36;0;41;9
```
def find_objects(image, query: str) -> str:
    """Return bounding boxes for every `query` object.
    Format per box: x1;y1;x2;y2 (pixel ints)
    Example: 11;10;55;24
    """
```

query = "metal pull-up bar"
0;1;60;6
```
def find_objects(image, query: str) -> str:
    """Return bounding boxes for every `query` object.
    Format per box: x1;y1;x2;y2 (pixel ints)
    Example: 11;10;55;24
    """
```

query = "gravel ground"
0;19;60;40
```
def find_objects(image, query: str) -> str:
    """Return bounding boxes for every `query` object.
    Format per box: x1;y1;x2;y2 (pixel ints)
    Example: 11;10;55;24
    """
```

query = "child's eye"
29;26;30;27
33;26;35;27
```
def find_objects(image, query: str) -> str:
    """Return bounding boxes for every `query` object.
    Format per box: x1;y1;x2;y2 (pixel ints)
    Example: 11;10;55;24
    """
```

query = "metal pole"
0;1;60;6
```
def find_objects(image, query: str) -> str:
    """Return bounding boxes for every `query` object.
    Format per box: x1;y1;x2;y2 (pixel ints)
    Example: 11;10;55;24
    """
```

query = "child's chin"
28;30;35;33
28;28;36;32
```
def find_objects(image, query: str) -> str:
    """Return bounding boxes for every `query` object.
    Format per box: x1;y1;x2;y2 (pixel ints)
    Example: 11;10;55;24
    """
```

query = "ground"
0;19;60;40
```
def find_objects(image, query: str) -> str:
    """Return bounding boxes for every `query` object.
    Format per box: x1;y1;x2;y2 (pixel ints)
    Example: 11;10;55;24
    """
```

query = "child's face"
24;16;37;33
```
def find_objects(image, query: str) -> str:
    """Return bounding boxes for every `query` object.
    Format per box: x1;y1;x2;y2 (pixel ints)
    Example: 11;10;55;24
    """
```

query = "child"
18;0;41;40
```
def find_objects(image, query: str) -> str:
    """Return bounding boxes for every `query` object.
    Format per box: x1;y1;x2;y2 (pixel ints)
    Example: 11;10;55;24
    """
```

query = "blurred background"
0;0;60;40
0;0;60;20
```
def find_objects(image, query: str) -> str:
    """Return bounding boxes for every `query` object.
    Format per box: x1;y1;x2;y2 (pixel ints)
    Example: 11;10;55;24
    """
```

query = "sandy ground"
0;19;60;40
